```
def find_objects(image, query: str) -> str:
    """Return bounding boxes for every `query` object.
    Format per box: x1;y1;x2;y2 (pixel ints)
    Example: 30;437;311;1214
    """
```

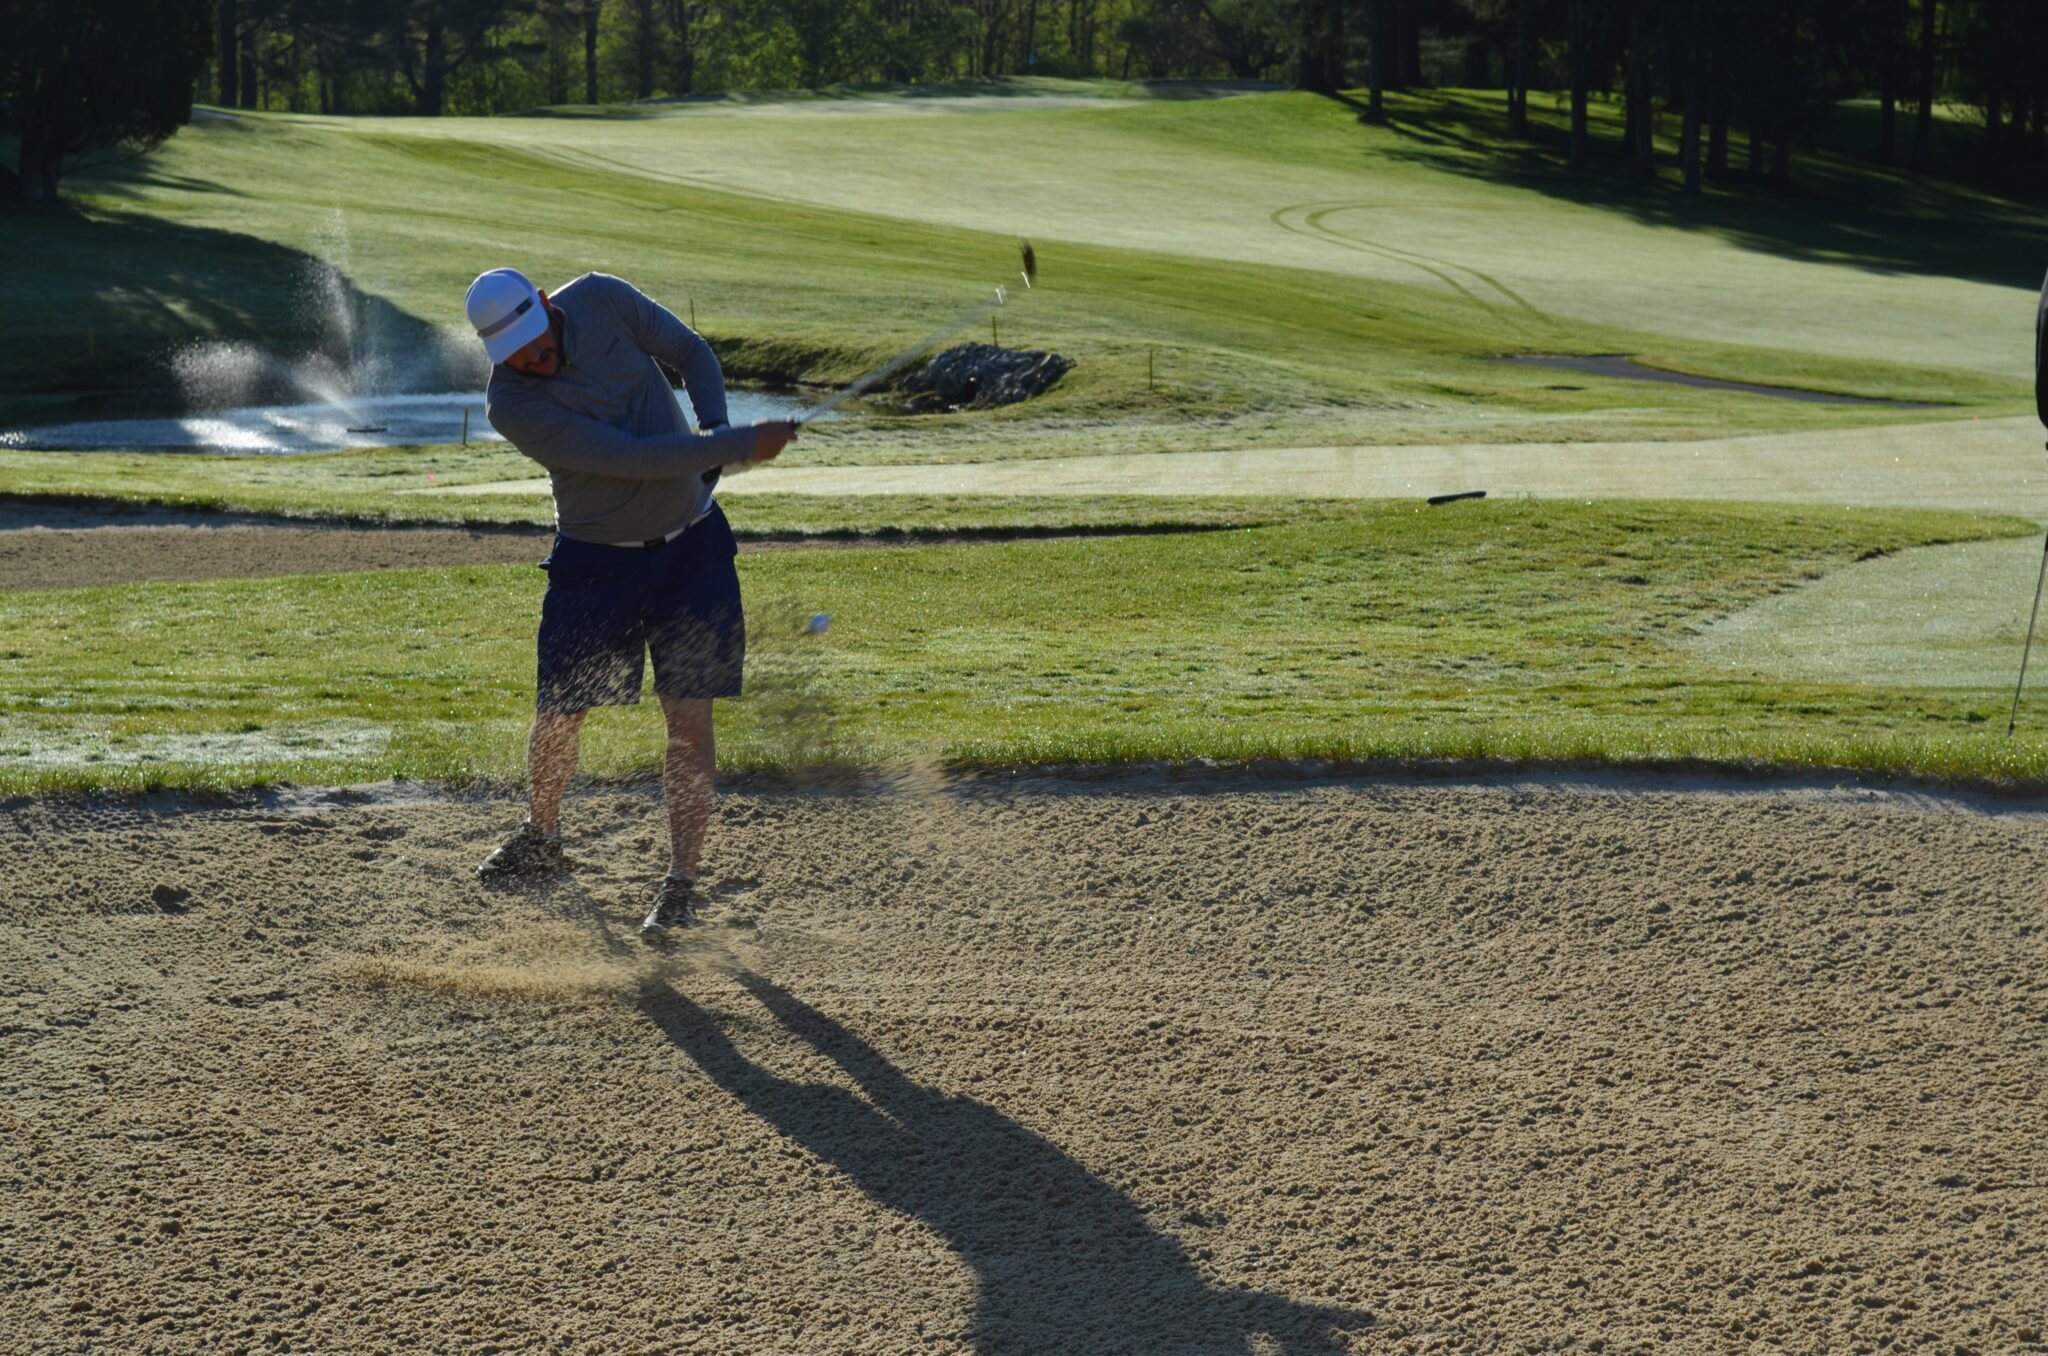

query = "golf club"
2006;264;2048;736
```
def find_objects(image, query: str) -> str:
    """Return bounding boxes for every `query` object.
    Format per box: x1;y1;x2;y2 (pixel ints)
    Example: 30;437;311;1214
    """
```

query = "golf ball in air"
806;613;830;635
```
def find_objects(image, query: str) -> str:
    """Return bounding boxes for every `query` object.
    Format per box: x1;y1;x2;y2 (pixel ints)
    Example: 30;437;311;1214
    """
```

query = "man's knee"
531;709;587;755
658;695;714;736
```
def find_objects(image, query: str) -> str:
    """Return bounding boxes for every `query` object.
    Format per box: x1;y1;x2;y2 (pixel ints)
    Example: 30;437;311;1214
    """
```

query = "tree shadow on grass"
638;969;1378;1354
1338;91;2048;294
0;202;475;420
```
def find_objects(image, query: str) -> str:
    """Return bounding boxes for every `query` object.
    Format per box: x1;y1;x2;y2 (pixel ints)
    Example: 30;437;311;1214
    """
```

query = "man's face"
504;294;563;378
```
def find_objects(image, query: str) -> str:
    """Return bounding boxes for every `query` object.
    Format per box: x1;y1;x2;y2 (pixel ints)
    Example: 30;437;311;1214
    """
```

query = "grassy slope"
297;84;2043;382
0;85;2027;476
4;501;2042;795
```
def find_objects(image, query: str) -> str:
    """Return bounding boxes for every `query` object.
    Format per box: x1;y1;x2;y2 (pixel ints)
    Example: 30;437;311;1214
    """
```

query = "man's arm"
599;274;730;430
489;391;755;480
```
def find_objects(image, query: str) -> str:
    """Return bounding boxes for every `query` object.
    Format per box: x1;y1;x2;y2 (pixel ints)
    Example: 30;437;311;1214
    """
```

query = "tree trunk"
1297;0;1338;95
1329;0;1346;94
1568;0;1588;169
421;19;446;115
1400;4;1422;88
20;126;65;201
633;0;656;98
1910;0;1935;171
1625;7;1653;177
1707;98;1729;178
238;20;258;109
1510;0;1530;133
669;0;694;96
1878;68;1897;165
217;0;239;106
1772;136;1791;182
585;1;601;103
1748;123;1763;174
1366;4;1388;118
19;137;49;203
1682;67;1702;193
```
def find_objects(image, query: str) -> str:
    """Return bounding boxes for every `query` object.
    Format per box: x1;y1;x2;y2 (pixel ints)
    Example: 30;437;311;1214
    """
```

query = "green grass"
1689;536;2048;688
6;500;2046;795
0;84;2029;465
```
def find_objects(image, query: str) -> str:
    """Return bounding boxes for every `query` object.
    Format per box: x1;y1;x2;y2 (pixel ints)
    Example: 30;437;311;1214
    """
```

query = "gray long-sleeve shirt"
485;272;754;544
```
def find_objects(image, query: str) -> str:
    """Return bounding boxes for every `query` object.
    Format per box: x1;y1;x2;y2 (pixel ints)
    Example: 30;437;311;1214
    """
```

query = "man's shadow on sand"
638;971;1375;1354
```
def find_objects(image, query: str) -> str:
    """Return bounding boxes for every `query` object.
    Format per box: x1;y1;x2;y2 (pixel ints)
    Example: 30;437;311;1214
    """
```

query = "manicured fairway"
350;87;2037;379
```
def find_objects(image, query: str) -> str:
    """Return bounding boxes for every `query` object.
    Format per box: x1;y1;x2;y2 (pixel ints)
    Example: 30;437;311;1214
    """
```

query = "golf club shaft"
800;288;1009;423
2011;525;2048;735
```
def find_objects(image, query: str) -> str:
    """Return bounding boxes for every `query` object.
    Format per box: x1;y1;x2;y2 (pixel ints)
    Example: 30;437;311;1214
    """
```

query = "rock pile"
900;343;1073;412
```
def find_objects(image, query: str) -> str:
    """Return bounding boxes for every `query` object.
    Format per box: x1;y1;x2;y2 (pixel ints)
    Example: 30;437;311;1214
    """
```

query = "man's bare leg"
658;694;716;880
528;709;587;836
476;709;586;878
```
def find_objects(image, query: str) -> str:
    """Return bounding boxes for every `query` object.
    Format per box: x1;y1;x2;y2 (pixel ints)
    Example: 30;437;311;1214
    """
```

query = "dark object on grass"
1427;490;1487;506
901;343;1074;412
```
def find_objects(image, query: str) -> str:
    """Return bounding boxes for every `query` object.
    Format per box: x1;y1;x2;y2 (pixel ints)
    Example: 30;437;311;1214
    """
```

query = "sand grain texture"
4;777;2045;1353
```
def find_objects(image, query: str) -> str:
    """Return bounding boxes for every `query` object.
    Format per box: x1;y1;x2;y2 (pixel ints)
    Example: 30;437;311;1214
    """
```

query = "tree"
1566;0;1591;168
629;0;657;96
1189;0;1290;80
1621;0;1652;176
1293;0;1343;96
1909;0;1937;169
0;0;211;202
218;0;241;103
664;0;707;94
775;0;865;87
385;0;532;115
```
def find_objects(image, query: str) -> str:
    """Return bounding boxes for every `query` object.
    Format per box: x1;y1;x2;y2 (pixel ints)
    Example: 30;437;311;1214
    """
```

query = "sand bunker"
5;772;2044;1352
0;503;552;590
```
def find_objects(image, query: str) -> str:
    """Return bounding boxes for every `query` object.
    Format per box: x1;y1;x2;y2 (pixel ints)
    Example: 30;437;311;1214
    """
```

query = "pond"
0;388;824;456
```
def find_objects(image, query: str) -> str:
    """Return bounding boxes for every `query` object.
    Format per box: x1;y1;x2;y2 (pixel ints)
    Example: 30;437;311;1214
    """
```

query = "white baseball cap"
465;268;550;364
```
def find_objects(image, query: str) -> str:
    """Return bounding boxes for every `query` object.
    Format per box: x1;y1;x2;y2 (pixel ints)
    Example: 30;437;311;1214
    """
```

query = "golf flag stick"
2006;266;2048;735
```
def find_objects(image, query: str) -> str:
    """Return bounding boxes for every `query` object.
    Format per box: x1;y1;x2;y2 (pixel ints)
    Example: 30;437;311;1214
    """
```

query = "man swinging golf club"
465;267;796;939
